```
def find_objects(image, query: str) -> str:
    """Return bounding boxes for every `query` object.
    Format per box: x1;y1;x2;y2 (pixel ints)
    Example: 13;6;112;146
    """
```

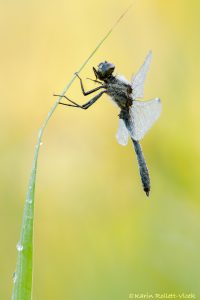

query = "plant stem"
12;5;132;300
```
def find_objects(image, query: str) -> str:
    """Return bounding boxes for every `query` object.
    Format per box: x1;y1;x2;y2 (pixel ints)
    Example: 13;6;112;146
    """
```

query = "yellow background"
0;0;200;299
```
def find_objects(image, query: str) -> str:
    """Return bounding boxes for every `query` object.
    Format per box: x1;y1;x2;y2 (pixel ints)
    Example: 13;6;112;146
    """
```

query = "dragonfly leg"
82;91;105;109
54;91;105;110
75;72;106;95
93;67;98;80
53;94;82;108
86;77;103;85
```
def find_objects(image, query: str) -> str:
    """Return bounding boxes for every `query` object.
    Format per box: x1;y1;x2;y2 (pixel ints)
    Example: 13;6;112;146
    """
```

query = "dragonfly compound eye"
97;61;115;79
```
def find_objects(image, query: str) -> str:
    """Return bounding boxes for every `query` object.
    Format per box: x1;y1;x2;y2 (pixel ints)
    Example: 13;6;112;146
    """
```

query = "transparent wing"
116;118;129;146
128;98;162;141
131;51;152;99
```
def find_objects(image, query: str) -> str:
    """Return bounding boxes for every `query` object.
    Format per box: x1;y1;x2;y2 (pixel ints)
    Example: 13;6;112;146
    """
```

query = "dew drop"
27;198;32;204
40;142;43;146
16;242;23;252
13;272;17;283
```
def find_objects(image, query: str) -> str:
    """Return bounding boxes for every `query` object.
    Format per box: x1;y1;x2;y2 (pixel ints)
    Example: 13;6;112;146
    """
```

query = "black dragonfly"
54;51;161;196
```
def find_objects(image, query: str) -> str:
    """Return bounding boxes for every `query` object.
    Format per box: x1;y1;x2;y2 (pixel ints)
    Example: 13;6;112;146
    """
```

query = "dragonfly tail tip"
144;189;150;197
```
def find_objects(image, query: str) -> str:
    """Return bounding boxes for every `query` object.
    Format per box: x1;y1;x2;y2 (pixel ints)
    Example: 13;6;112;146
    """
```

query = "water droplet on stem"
16;242;23;252
13;272;17;283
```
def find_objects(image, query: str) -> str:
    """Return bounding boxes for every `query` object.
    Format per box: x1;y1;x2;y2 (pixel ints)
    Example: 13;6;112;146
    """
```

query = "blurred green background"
1;0;200;299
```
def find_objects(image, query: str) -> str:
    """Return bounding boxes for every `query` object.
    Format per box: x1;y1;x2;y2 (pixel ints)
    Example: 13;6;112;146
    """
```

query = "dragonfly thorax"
106;76;133;109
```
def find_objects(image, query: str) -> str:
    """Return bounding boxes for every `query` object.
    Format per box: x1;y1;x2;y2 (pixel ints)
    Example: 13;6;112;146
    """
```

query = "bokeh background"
1;0;200;299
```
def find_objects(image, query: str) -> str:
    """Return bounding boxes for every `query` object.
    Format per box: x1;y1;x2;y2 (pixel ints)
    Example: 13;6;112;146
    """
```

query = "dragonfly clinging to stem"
54;51;162;196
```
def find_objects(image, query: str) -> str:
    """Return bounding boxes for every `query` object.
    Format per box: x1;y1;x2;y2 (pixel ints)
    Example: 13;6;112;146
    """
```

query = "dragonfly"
54;51;161;196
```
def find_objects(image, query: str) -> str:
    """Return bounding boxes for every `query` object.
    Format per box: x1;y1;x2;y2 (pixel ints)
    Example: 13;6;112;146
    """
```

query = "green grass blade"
12;6;131;300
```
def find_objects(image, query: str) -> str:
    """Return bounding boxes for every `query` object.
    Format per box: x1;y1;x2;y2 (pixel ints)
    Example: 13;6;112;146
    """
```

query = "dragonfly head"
94;61;115;80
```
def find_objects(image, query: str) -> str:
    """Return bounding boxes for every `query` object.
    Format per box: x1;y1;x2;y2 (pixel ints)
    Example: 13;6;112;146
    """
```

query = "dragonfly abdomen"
132;139;150;196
